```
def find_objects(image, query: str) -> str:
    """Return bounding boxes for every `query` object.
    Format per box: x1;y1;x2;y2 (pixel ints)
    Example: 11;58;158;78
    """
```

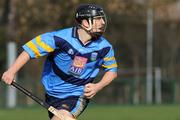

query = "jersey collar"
72;27;78;38
72;27;95;47
72;27;84;46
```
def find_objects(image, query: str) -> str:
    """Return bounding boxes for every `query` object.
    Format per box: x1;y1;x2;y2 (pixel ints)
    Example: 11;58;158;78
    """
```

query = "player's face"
91;16;106;33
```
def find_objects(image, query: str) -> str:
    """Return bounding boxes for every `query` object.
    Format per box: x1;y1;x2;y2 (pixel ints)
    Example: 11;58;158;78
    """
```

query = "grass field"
0;104;180;120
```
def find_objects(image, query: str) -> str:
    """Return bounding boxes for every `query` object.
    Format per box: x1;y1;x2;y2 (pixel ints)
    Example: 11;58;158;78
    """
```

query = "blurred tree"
0;0;8;74
0;0;9;24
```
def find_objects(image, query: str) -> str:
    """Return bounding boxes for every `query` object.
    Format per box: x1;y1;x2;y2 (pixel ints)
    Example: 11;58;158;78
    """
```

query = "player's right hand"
1;70;15;85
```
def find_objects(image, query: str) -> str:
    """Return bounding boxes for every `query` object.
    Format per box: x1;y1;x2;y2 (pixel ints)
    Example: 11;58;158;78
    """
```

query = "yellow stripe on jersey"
103;57;115;61
102;63;118;69
36;35;54;52
26;41;41;58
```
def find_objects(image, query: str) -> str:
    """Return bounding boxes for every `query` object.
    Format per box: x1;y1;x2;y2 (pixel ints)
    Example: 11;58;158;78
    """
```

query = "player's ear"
82;19;90;28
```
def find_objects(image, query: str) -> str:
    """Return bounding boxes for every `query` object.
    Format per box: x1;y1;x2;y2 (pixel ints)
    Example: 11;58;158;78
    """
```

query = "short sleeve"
22;32;56;58
101;46;118;72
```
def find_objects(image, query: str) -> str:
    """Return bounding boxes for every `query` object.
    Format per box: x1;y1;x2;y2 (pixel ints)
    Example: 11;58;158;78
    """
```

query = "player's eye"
94;16;103;20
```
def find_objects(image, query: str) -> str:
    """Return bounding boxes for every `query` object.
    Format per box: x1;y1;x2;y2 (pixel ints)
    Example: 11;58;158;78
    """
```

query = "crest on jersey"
68;56;87;76
91;52;98;61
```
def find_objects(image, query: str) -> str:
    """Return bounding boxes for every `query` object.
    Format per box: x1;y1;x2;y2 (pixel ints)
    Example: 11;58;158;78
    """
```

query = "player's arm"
1;51;30;85
84;71;117;99
84;45;118;99
2;32;55;85
95;71;117;90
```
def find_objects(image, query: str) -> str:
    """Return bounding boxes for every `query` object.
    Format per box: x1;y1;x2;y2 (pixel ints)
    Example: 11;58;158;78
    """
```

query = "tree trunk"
6;0;17;42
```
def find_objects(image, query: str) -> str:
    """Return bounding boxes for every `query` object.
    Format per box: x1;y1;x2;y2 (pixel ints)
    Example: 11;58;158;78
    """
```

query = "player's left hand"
84;83;100;99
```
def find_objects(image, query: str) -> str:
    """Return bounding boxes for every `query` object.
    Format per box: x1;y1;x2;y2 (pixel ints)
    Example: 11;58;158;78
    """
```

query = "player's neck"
77;28;92;45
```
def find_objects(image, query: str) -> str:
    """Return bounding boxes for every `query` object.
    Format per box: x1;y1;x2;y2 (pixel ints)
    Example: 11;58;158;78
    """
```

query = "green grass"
1;105;180;120
0;107;47;120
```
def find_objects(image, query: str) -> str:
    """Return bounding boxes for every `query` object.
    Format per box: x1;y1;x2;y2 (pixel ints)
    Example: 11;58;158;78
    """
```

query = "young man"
1;4;117;120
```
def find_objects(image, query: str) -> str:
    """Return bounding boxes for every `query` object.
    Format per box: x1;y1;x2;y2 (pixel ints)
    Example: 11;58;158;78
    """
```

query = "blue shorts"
45;94;89;118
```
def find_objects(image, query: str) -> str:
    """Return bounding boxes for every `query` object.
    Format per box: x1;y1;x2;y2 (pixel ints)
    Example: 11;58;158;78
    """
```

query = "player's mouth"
98;26;105;32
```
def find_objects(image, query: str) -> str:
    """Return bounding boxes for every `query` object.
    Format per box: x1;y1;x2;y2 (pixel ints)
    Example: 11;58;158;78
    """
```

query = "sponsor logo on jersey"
68;56;87;76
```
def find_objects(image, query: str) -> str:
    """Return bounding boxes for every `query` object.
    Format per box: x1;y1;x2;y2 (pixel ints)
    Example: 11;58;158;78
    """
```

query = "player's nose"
101;18;105;24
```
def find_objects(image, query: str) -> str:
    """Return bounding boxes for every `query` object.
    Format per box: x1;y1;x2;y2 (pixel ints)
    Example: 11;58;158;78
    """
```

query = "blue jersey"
22;27;117;99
